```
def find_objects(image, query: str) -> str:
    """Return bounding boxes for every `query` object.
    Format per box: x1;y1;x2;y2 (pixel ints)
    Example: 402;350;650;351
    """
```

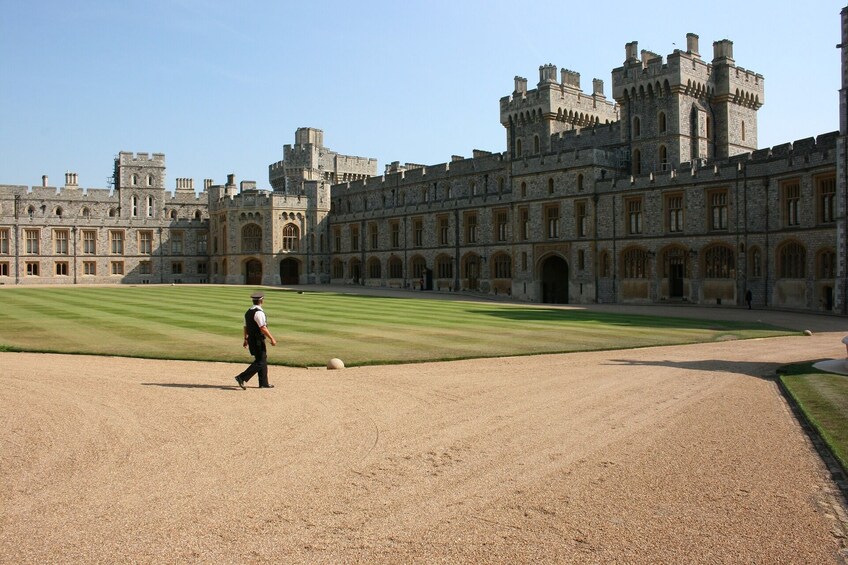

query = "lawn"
779;363;848;473
0;285;794;367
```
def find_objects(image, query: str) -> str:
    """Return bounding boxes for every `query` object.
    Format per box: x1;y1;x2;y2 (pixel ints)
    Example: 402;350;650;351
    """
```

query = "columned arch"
280;258;300;285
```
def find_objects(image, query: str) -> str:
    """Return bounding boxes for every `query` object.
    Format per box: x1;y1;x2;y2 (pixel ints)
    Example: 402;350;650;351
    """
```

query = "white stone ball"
327;358;345;370
803;330;813;336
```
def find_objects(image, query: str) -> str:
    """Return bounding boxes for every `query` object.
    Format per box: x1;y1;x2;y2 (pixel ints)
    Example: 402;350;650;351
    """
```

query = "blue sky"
1;0;845;189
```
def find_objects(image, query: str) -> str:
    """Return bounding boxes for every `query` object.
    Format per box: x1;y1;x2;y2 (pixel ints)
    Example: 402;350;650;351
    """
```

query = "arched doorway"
463;254;481;291
245;259;262;285
280;258;299;285
540;255;569;304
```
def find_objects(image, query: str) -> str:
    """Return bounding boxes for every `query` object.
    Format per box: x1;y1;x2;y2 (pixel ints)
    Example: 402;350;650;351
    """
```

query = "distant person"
234;291;277;389
745;289;752;310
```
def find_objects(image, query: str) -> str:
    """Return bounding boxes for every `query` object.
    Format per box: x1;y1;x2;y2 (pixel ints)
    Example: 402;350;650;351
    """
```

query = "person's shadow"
141;383;241;390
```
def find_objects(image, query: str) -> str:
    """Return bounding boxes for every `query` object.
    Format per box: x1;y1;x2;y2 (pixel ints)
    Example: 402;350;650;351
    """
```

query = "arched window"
81;207;91;218
659;145;668;169
750;247;762;278
632;149;642;174
55;206;63;217
633;116;641;137
388;256;403;279
658;112;667;133
27;206;35;218
492;253;512;279
108;208;117;218
146;196;154;217
498;178;504;194
600;250;611;278
548;178;554;194
241;224;262;253
534;135;540;154
436;255;454;279
741;121;746;141
194;210;202;221
131;196;138;217
622;247;648;279
411;255;427;279
332;259;344;279
169;209;177;219
516;138;522;156
131;174;138;186
577;174;584;191
282;223;299;251
368;257;381;279
704;245;735;278
661;246;687;278
147;175;154;186
521;182;527;197
779;241;806;279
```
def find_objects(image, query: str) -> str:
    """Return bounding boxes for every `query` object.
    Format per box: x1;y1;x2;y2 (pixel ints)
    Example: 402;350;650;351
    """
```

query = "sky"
1;0;846;190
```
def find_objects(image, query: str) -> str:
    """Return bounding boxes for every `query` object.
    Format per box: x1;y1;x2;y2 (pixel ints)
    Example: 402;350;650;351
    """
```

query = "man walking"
235;291;277;389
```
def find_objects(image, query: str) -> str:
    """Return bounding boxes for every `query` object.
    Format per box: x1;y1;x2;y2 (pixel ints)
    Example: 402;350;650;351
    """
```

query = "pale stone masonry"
2;13;847;314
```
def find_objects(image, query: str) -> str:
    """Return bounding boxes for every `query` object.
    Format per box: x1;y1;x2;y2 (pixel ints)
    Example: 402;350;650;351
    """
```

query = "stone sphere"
803;330;813;336
327;358;345;370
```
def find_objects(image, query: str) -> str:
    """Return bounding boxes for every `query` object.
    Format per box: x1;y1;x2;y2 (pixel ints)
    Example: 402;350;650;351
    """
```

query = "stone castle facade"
2;15;847;315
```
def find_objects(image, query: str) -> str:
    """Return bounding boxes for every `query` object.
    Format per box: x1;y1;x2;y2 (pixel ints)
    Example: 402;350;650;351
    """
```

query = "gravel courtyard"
2;301;848;563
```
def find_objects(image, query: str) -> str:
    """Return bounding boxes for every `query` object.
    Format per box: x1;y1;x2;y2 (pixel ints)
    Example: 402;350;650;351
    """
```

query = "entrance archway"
280;258;300;285
245;259;262;285
540;255;569;304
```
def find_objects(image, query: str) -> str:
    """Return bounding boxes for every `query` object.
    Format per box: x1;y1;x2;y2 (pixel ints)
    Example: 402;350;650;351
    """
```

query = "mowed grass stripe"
0;286;794;366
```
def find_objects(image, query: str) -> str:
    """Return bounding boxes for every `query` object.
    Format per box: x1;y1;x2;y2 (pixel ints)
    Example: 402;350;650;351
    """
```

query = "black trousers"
237;339;269;387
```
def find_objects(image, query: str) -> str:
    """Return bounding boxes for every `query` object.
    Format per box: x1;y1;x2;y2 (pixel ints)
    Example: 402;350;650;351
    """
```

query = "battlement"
118;151;165;166
549;122;623;153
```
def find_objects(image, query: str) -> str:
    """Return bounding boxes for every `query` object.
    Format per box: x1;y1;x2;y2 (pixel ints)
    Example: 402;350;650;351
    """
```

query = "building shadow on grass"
141;383;241;390
605;358;783;379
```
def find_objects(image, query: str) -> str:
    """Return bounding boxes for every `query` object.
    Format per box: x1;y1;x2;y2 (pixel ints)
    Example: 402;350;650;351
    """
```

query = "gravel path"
2;321;848;563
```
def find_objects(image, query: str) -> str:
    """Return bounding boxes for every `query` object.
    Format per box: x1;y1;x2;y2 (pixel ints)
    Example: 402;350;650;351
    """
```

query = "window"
436;255;453;279
465;213;478;244
390;222;400;248
413;219;423;247
439;216;449;245
658;112;667;133
545;205;559;239
578;250;585;271
516;138;522;156
332;259;344;279
0;229;10;254
82;207;91;219
83;261;96;276
131;196;138;217
110;231;124;255
241;224;261;253
659;146;668;169
52;230;69;255
171;231;184;254
782;180;800;227
55;207;63;218
197;262;207;275
27;206;35;218
0;262;8;276
709;190;728;231
139;261;151;275
370;223;379;250
575;202;588;237
577;174;584;192
600;250;611;277
282;224;299;251
818;250;836;279
704;245;735;278
622;248;648;278
493;254;511;278
24;229;41;254
350;225;359;252
26;262;39;276
131;174;138;186
548;178;554;195
627;198;643;235
411;256;426;279
632;149;642;174
633;116;641;137
520;182;527;197
55;262;68;276
779;242;806;279
369;258;383;279
496;210;508;242
520;207;529;241
198;232;208;254
750;247;762;279
111;261;124;275
817;175;836;224
334;228;341;252
83;230;96;254
172;261;183;275
521;252;528;271
147;174;154;186
147;196;155;217
139;231;153;255
666;194;683;233
388;257;403;279
534;135;540;154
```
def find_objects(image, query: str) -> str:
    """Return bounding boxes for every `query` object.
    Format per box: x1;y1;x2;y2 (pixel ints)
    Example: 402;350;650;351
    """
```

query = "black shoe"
235;376;246;390
259;384;275;388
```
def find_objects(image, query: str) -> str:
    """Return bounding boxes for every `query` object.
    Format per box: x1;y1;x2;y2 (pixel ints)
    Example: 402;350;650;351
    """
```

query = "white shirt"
249;305;267;328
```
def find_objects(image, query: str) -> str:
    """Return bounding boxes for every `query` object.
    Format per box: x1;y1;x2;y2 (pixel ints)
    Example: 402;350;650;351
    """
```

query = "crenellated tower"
499;65;619;159
113;152;166;218
611;34;764;174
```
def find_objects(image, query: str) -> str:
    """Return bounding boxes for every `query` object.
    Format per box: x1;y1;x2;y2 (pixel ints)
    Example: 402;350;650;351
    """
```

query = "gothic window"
493;253;512;279
465;213;478;244
55;206;63;217
414;219;424;247
600;250;611;278
495;210;508;242
147;175;154;186
391;222;400;248
622;247;648;279
632;149;642;174
778;241;806;279
520;207;529;240
633;116;641;137
516;138;522;156
282;223;299;251
82;207;91;218
534;135;540;154
658;112;667;133
521;182;527;197
132;196;138;217
350;225;359;252
388;256;403;279
131;174;138;186
241;224;261;253
575;201;588;237
370;223;379;250
548;178;554;194
703;245;734;278
332;259;344;279
368;258;381;279
545;205;559;239
53;230;68;255
659;145;668;169
147;196;154;217
436;255;453;279
750;247;762;278
411;256;426;279
577;174;584;191
0;229;8;254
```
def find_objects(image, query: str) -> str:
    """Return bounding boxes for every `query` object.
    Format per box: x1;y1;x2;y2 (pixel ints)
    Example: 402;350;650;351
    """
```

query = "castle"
2;12;847;315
